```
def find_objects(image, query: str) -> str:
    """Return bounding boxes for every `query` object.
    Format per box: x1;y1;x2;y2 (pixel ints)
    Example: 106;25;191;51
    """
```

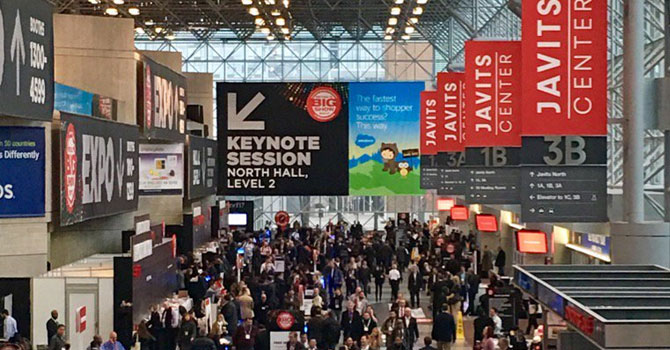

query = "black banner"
60;112;139;226
0;0;54;121
187;135;217;199
437;151;466;195
217;83;349;195
465;147;521;204
137;56;186;142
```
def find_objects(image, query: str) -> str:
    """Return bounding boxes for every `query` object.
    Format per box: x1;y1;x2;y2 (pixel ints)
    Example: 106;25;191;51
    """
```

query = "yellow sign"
456;311;465;340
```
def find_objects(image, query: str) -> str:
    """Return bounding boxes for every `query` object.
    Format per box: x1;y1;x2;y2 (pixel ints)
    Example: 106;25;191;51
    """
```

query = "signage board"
516;230;548;254
420;90;439;190
438;152;467;195
515;270;537;296
138;143;183;195
137;56;186;141
420;154;440;189
475;214;498;232
0;0;54;121
521;136;607;222
59;113;139;226
465;147;520;204
578;232;611;257
450;205;468;221
0;126;45;217
349;82;424;195
436;72;465;151
218;83;349;195
521;0;607;136
228;200;254;232
538;283;564;317
465;40;522;147
187;136;217;199
55;83;118;121
436;198;455;211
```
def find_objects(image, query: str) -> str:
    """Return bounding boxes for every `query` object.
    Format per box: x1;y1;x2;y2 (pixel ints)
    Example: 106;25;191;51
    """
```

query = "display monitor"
437;198;455;211
476;214;498;232
450;205;469;221
228;213;248;226
516;230;548;254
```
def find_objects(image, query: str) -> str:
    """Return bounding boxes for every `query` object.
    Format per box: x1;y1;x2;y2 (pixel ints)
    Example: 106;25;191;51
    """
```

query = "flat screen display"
516;230;548;254
228;213;248;226
476;214;498;232
450;205;469;221
437;198;455;211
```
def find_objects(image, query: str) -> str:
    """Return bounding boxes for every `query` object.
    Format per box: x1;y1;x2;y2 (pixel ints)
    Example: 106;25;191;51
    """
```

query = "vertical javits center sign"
217;83;349;195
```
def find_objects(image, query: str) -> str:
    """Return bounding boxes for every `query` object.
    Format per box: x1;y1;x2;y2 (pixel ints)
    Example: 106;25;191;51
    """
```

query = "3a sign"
0;0;54;121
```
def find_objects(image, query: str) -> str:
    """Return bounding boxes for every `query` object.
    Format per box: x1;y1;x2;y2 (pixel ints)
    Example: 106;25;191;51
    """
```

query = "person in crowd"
286;331;305;350
402;307;419;350
87;335;103;350
208;314;227;345
360;311;376;337
232;318;258;350
2;310;17;342
329;288;344;321
431;305;456;350
48;325;67;350
307;307;325;349
135;320;156;350
481;246;493;277
178;313;197;350
359;335;371;350
389;335;407;350
306;339;318;350
498;338;510;350
255;291;272;326
381;310;404;349
372;264;385;302
46;310;59;344
324;260;344;298
465;268;480;316
101;332;125;350
191;328;216;350
481;326;495;350
357;261;371;296
341;301;362;342
407;265;422;309
354;290;368;315
490;308;503;337
526;300;541;336
343;337;359;350
237;288;255;320
473;307;494;343
388;264;401;302
219;295;238;336
418;337;436;350
312;287;324;310
322;311;341;350
368;328;382;350
494;247;506;276
162;302;179;350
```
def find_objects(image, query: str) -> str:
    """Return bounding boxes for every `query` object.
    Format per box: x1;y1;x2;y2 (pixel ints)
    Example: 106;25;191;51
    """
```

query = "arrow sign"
227;92;266;130
10;9;26;96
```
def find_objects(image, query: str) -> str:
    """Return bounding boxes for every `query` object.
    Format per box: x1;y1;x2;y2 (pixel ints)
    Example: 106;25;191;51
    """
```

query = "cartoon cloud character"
381;143;399;174
398;161;412;178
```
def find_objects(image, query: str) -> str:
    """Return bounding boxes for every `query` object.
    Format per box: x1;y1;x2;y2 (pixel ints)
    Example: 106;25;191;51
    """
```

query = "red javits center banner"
521;0;607;136
434;72;467;195
420;91;439;156
465;40;522;147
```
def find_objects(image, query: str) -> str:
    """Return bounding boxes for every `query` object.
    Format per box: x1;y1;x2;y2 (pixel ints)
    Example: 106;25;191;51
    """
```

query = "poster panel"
59;112;139;226
0;0;54;121
187;135;217;199
217;83;349;195
465;40;522;147
521;0;607;136
0;126;45;217
349;82;424;195
138;143;184;195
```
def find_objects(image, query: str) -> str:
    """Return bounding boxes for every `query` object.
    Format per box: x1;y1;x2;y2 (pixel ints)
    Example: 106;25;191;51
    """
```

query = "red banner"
420;91;439;155
465;40;522;147
437;72;466;151
521;0;607;136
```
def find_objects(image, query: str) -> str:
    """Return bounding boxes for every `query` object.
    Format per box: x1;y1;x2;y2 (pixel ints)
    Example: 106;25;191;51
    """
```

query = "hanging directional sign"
0;0;54;121
436;72;467;196
465;147;521;204
420;90;440;189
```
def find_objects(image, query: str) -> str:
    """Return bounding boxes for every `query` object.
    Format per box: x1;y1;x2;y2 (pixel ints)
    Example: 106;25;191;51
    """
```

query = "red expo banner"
436;72;466;151
465;40;522;147
521;0;607;136
420;91;439;155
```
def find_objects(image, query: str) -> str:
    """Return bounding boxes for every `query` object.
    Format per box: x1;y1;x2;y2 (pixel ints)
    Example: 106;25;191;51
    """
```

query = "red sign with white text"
465;40;522;146
450;205;469;221
421;91;439;155
521;0;607;135
437;72;466;151
516;230;548;254
565;304;594;335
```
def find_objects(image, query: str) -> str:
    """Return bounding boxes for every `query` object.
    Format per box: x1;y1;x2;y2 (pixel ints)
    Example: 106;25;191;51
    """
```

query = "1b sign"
0;126;45;217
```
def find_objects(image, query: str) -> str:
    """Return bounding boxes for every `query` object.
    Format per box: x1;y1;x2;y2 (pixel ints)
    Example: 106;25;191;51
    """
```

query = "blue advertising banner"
54;83;93;116
348;82;424;195
579;233;611;257
0;127;45;217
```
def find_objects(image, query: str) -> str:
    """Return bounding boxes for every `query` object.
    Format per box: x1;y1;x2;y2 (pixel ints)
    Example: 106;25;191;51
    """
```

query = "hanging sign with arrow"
217;83;349;195
0;0;53;121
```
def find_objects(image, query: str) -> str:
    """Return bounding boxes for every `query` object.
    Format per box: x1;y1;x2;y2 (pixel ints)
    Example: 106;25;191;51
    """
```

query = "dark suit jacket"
403;317;419;343
408;272;422;292
286;342;306;350
431;312;456;343
47;318;59;342
341;310;363;340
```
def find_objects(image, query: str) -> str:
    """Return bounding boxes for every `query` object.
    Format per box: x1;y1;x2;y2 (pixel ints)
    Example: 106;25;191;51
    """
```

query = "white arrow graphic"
10;9;25;96
227;92;266;130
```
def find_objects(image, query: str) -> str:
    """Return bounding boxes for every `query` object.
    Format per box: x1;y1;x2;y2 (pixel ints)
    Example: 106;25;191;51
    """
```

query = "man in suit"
286;331;305;350
407;267;422;309
340;301;363;342
418;337;437;350
431;305;456;350
46;310;59;343
402;307;419;350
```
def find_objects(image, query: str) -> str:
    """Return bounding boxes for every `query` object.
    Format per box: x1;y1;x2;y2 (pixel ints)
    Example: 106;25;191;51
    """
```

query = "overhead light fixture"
264;0;276;4
410;17;418;24
249;7;259;16
165;33;176;41
417;0;428;4
401;34;410;40
154;26;163;33
390;7;401;15
88;0;100;4
284;34;291;40
384;35;392;40
276;17;286;26
394;0;403;3
260;27;270;34
242;0;253;4
112;0;124;4
405;26;415;34
267;34;275;40
271;9;281;16
144;19;155;26
255;17;265;26
135;27;145;34
281;27;289;34
388;17;398;25
283;0;290;8
386;27;395;34
128;7;140;16
413;6;423;15
105;7;119;16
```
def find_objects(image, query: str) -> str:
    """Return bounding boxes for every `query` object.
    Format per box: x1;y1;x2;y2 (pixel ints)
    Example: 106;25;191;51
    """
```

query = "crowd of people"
2;216;529;350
